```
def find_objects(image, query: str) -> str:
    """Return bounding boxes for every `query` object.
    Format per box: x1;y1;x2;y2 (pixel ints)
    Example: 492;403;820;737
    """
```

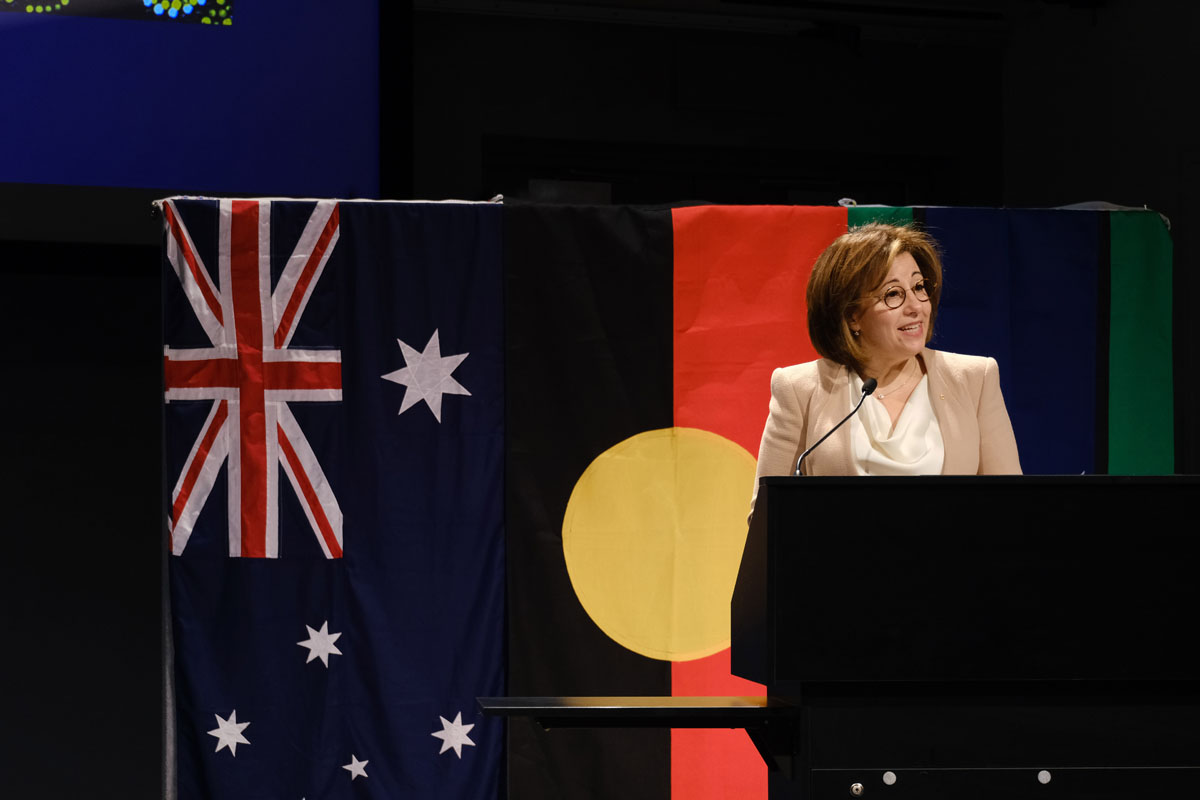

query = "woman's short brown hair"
806;222;943;374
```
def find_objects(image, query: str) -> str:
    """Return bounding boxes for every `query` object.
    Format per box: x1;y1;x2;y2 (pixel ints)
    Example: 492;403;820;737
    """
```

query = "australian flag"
161;198;504;799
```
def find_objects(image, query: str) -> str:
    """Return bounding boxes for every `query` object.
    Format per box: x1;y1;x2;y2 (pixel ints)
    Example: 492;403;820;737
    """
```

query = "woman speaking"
751;223;1021;498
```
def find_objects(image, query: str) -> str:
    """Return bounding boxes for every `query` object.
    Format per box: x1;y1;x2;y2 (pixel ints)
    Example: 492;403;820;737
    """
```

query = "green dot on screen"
201;16;210;23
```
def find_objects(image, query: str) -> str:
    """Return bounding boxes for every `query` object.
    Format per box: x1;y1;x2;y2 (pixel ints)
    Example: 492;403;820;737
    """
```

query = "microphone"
794;378;877;476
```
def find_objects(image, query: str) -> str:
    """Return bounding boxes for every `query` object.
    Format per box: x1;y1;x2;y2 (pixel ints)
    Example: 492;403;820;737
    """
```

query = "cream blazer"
750;349;1022;510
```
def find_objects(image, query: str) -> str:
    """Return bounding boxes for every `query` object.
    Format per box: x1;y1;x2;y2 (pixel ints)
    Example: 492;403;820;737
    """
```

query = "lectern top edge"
757;474;1197;487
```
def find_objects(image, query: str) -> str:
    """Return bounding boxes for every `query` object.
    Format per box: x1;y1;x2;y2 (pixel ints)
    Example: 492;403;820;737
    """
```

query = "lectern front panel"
736;476;1200;687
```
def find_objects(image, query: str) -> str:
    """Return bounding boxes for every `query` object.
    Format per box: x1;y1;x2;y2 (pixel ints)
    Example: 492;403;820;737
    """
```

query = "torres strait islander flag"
504;202;1173;800
162;198;504;800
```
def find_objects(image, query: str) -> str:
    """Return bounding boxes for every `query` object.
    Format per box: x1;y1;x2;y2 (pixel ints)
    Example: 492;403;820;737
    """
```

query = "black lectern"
733;475;1200;798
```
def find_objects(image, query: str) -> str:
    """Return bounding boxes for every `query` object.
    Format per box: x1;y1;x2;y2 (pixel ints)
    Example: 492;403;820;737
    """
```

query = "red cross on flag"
163;198;343;559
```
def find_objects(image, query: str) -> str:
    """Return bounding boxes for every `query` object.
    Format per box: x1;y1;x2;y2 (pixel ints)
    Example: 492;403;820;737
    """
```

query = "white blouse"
849;372;945;476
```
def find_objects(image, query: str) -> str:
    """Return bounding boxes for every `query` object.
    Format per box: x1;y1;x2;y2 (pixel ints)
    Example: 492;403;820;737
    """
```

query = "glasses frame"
867;279;937;310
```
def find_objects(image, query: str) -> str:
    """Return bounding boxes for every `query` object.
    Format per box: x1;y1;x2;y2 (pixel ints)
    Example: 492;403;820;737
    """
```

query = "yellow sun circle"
562;427;756;661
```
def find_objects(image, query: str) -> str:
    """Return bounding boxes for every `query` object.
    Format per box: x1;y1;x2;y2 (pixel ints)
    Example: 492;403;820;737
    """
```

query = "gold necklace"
874;359;919;399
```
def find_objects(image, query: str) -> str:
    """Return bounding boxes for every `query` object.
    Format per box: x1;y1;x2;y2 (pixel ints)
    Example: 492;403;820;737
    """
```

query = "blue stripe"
925;207;1100;474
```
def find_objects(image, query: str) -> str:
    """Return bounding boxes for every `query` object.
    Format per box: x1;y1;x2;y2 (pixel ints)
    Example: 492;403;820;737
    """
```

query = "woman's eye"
884;287;904;303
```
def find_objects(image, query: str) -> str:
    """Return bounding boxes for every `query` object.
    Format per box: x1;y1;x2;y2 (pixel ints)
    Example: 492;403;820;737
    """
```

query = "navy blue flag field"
161;198;504;799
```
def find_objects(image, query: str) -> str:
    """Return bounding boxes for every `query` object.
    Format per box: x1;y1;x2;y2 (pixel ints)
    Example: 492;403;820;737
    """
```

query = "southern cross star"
343;754;369;780
208;710;251;756
432;711;476;758
381;329;470;422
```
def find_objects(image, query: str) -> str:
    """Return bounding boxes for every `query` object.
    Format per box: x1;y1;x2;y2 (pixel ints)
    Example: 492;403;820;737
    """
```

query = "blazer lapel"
805;361;854;475
924;349;972;474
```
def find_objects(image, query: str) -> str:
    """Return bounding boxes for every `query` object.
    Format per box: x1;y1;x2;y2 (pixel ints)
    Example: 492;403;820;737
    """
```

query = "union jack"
163;198;343;559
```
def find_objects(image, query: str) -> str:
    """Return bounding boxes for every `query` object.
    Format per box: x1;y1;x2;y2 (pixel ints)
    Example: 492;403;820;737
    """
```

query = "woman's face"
851;251;930;372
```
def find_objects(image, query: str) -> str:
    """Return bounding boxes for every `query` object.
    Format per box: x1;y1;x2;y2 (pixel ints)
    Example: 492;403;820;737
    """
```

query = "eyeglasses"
869;279;936;309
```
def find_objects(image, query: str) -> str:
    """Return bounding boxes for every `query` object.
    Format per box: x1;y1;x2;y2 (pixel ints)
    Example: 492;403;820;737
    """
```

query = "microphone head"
862;378;878;395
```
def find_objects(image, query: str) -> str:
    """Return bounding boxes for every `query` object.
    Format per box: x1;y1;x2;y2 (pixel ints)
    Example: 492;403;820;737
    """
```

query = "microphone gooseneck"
794;377;877;476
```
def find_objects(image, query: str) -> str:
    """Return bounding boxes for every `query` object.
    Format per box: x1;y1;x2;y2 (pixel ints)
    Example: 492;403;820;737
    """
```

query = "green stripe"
847;206;914;227
1108;210;1174;473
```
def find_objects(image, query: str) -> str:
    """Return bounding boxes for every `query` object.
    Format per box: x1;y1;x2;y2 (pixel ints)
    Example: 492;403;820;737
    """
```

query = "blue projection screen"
0;0;379;198
1;1;235;24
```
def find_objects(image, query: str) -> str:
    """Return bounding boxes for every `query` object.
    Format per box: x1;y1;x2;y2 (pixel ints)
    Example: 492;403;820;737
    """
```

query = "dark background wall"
1;0;1195;796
